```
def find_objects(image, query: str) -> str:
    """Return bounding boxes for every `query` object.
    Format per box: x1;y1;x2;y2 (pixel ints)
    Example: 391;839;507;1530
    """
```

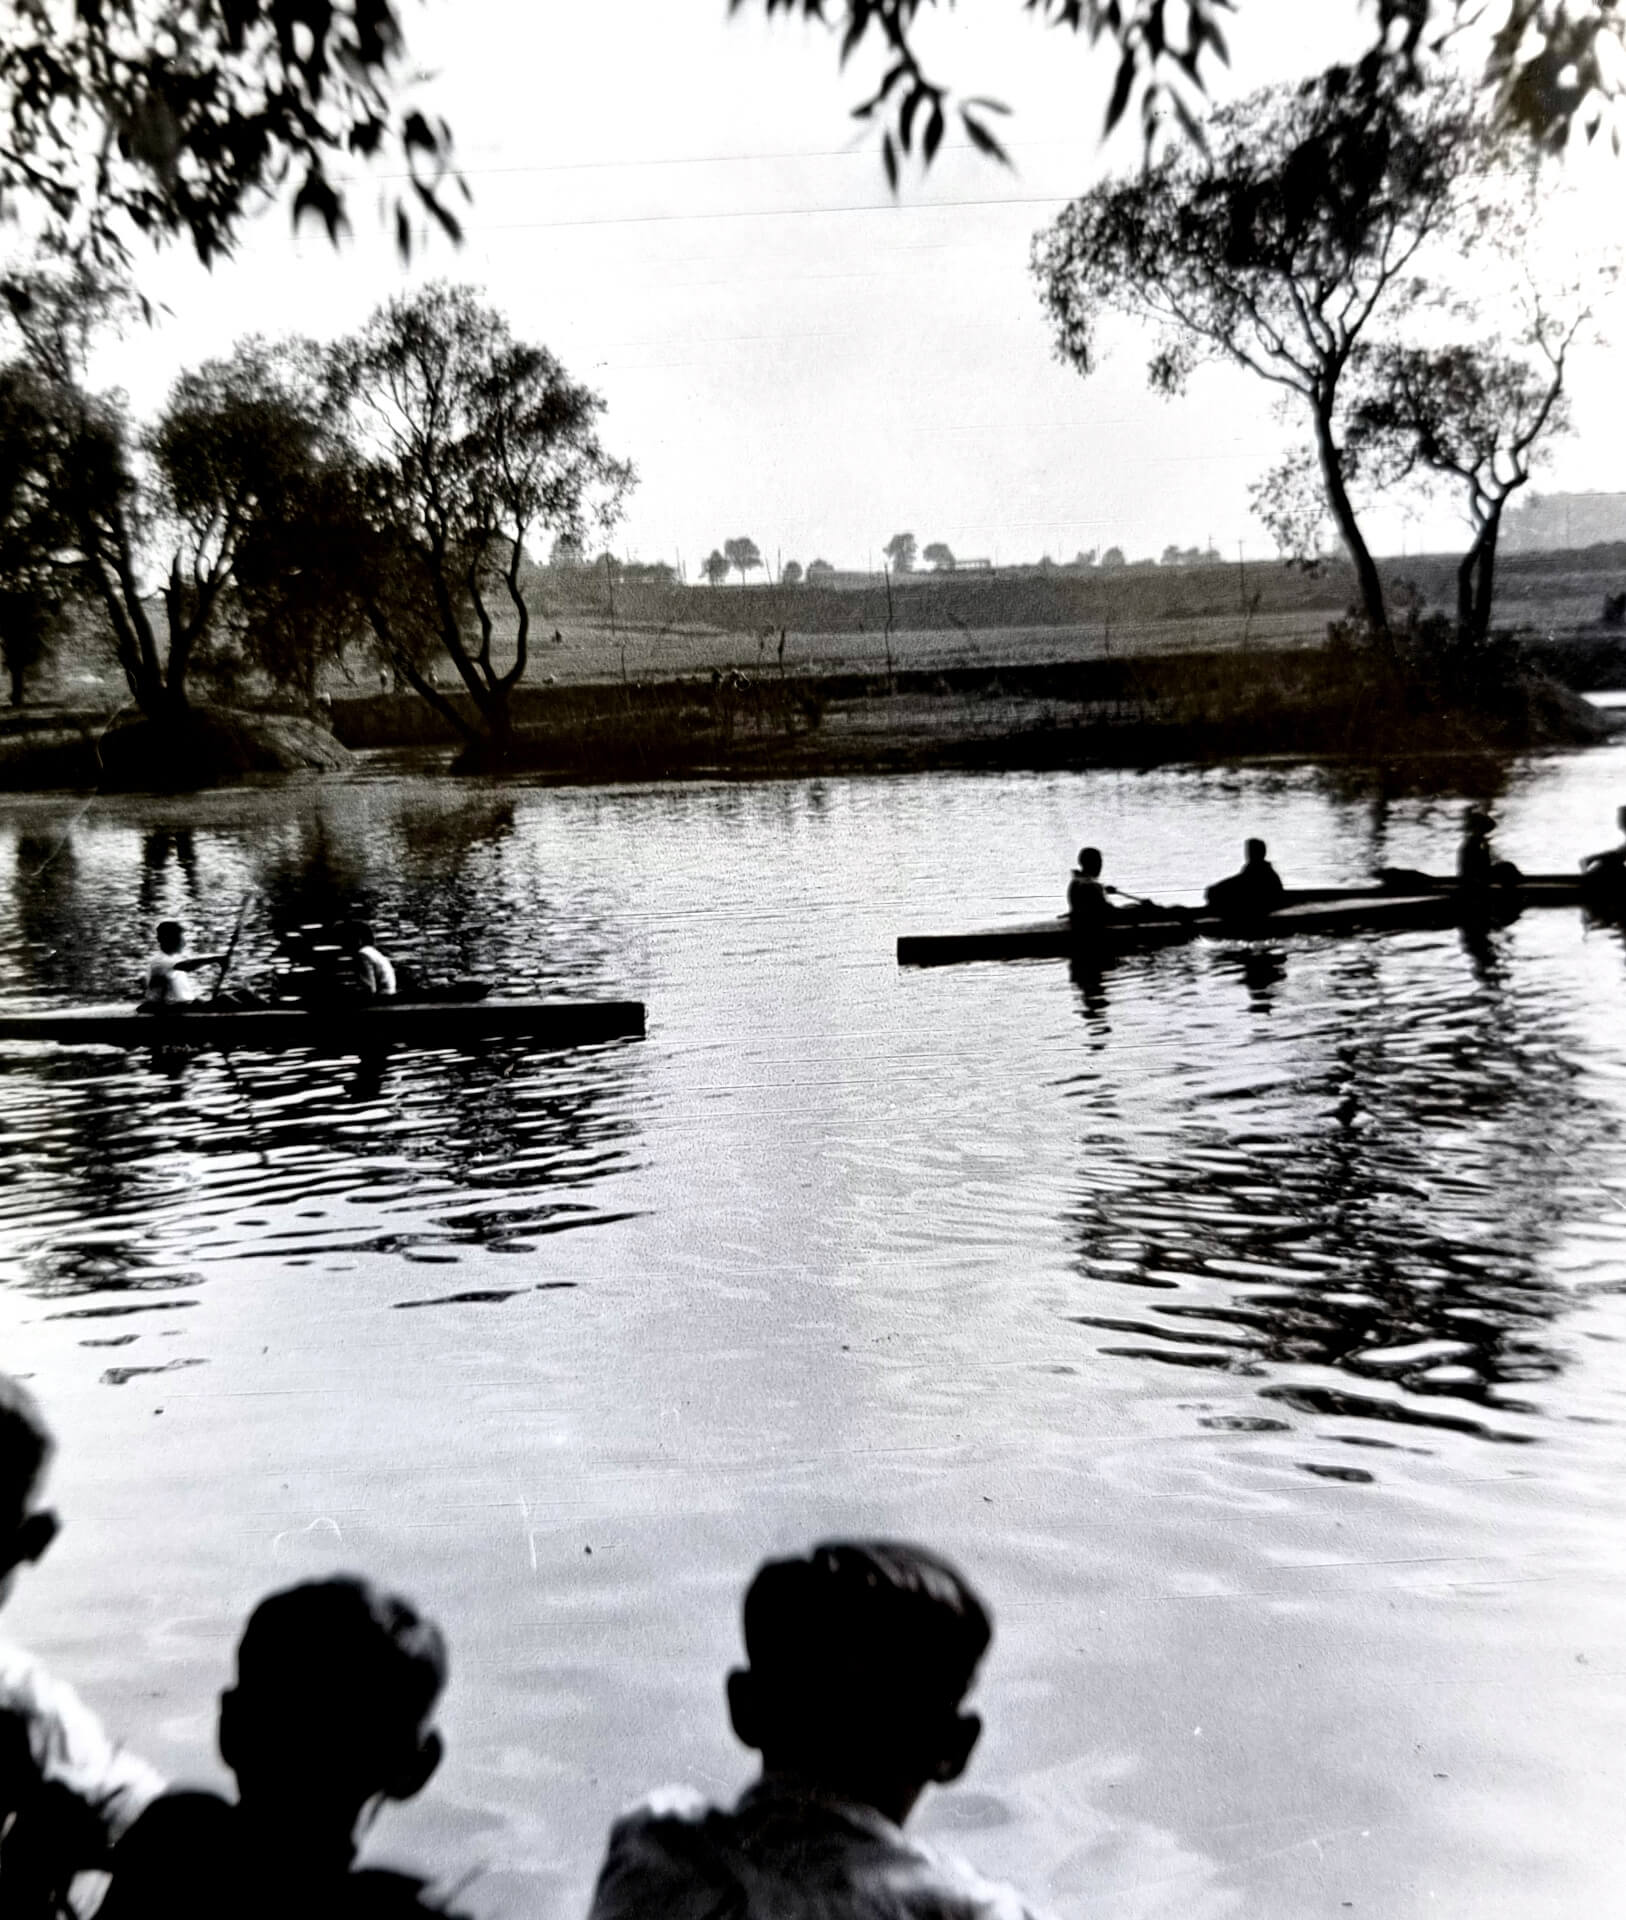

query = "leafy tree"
806;557;835;582
1345;317;1581;645
0;0;459;268
327;284;633;760
230;441;379;702
745;2;1626;174
1034;65;1475;639
0;362;72;705
702;548;731;587
781;558;803;585
882;530;917;573
723;536;762;585
1;299;340;720
1100;546;1126;568
550;533;587;569
0;0;1614;280
921;541;955;572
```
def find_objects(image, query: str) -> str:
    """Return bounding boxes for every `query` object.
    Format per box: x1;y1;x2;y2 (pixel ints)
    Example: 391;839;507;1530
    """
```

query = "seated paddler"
1457;808;1520;891
338;920;397;1000
1581;804;1626;885
137;921;226;1013
1204;838;1285;918
1066;847;1114;931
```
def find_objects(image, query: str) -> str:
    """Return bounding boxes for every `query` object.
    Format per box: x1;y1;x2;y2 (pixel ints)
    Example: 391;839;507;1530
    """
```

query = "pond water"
4;753;1626;1919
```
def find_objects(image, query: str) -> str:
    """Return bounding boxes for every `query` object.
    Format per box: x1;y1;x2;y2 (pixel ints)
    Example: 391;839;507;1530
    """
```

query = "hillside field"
26;543;1626;711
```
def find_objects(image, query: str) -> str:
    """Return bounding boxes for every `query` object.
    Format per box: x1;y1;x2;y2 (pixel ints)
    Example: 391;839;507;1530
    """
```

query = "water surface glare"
3;760;1626;1919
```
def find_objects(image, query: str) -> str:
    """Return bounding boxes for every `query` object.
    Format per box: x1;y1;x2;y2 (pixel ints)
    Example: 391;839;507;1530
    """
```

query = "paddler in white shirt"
339;920;397;998
137;921;226;1012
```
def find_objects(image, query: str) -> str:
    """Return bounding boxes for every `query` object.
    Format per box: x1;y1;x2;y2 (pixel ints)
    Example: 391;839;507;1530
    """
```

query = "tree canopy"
0;361;71;704
1033;64;1479;636
0;0;461;268
327;283;633;759
723;536;763;584
0;275;341;720
1344;299;1585;642
745;1;1626;173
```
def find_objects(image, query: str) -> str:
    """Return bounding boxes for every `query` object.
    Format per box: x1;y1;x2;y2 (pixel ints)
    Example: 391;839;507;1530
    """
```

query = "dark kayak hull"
897;877;1587;968
0;997;647;1052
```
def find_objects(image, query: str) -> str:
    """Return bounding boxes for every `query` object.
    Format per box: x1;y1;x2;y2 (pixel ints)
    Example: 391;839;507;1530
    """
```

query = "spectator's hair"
155;921;184;953
1076;847;1103;877
0;1374;54;1520
235;1577;446;1778
743;1540;991;1716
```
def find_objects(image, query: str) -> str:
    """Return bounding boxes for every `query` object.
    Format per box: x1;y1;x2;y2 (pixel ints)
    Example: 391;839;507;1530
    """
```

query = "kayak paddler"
1457;807;1520;891
1066;847;1114;931
1582;804;1626;881
338;919;397;998
137;920;228;1012
1205;838;1285;918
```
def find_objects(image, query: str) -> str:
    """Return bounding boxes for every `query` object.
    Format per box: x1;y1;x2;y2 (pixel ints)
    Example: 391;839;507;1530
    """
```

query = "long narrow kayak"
897;876;1588;968
0;997;647;1051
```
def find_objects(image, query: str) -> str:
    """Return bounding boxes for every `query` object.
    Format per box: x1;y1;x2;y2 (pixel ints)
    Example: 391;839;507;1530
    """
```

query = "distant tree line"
0;274;632;765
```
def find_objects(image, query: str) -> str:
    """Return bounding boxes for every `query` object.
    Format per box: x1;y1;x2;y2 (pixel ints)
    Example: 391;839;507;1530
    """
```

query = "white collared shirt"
0;1638;164;1913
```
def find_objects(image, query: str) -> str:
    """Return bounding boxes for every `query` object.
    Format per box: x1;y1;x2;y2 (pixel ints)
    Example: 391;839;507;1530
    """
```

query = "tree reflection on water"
1063;925;1616;1443
0;792;640;1316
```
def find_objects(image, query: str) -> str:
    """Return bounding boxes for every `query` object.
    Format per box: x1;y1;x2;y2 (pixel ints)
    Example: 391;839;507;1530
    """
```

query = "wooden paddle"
209;893;253;1004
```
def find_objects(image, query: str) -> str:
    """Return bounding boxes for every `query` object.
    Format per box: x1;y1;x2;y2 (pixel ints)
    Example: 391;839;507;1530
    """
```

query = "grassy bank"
325;644;1614;783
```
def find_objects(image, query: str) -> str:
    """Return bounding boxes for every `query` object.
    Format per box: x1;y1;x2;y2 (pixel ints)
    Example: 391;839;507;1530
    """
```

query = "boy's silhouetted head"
0;1373;61;1605
1244;838;1268;863
1076;848;1103;878
218;1577;445;1857
154;922;185;955
726;1540;991;1826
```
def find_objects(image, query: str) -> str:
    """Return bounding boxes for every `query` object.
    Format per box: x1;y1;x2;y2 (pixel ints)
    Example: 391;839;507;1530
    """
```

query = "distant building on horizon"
1502;491;1626;552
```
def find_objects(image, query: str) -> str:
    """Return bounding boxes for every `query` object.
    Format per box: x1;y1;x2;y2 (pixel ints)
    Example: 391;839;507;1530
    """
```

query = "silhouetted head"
0;1374;61;1606
219;1577;446;1850
726;1540;991;1826
1244;838;1268;863
1463;808;1495;836
155;921;185;955
1076;847;1103;878
338;921;373;953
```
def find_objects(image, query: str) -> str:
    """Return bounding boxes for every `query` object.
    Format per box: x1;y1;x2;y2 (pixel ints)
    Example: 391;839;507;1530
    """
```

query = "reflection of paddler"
1457;807;1520;891
1205;838;1285;918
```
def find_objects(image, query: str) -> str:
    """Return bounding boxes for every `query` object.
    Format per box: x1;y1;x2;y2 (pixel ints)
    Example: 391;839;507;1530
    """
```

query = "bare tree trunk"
1456;541;1478;640
1471;506;1501;647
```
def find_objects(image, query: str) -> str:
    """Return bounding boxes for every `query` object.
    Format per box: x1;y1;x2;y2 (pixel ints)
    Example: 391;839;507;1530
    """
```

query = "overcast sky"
90;0;1626;574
